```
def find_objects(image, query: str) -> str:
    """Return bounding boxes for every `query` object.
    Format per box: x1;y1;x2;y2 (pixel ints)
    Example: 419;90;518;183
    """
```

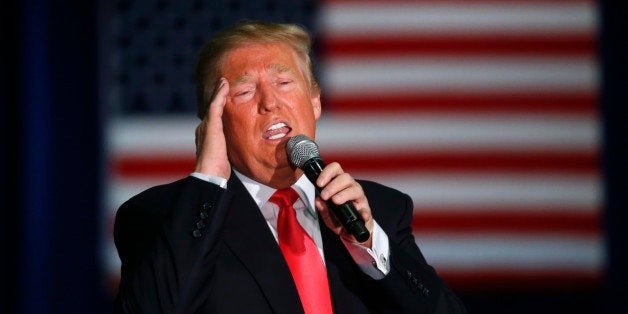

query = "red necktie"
270;188;334;314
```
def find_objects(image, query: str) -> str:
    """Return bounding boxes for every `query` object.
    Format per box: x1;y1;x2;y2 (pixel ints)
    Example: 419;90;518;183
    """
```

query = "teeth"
268;122;286;131
268;133;287;140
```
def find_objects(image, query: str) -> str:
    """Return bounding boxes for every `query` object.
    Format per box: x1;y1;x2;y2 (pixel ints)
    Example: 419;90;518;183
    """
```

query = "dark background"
1;0;625;313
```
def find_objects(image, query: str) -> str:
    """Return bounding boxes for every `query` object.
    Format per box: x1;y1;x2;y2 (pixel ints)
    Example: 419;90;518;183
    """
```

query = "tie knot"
269;188;300;208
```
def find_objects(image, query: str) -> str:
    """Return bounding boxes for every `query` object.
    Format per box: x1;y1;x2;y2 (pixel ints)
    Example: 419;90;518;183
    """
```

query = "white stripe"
320;56;598;94
315;113;599;152
108;116;197;155
355;173;601;211
319;2;597;37
414;233;603;271
105;176;182;212
109;114;599;154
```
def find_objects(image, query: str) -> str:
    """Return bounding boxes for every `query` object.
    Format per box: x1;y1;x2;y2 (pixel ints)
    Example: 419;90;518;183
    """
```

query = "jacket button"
192;229;202;238
200;210;209;219
202;202;212;210
196;220;206;229
406;270;412;278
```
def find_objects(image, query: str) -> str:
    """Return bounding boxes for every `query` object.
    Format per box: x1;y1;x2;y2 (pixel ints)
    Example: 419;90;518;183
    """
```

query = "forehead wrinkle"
268;63;293;74
232;63;295;86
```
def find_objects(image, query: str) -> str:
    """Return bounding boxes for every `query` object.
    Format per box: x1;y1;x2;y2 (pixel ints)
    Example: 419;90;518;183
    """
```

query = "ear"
311;92;322;121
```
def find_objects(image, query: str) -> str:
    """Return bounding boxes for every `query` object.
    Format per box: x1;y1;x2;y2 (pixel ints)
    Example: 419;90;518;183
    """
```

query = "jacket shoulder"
122;177;190;208
358;179;412;208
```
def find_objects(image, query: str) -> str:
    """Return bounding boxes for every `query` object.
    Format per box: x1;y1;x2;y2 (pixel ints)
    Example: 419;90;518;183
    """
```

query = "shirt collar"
233;169;317;216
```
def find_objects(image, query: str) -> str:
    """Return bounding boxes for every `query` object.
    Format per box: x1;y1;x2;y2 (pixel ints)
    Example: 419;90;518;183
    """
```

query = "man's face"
220;42;321;187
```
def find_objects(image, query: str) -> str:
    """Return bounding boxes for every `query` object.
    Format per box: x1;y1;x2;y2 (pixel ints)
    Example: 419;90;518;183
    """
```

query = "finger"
208;78;229;119
359;208;372;222
317;195;374;245
320;173;357;203
315;162;342;188
324;181;373;227
202;78;229;147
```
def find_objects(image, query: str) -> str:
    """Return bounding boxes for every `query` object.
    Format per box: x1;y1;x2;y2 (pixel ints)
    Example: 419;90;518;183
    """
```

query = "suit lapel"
221;175;304;314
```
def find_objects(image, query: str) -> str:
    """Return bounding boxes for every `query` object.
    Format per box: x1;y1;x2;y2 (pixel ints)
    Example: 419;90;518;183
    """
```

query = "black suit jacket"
114;174;466;313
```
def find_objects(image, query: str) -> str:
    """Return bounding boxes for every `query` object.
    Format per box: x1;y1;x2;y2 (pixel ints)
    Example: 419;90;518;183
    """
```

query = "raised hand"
194;78;231;179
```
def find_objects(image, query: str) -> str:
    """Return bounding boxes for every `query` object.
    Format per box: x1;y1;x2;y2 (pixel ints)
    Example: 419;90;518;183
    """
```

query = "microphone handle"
301;158;371;243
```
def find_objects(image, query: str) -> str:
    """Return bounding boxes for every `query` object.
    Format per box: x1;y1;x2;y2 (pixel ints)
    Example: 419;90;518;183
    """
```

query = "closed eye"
234;88;255;97
277;80;293;90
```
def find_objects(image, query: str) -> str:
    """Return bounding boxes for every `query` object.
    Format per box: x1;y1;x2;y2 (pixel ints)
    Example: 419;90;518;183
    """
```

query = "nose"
258;83;279;113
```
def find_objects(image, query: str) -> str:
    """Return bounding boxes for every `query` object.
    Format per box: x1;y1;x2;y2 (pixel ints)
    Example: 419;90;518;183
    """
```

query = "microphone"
286;135;370;243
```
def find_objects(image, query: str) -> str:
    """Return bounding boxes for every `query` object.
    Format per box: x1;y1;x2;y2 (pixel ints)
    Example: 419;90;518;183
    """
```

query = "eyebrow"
233;74;252;85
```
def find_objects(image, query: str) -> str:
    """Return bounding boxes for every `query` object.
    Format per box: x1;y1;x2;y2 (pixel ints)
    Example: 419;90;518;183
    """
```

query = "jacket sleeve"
113;176;232;314
363;182;467;314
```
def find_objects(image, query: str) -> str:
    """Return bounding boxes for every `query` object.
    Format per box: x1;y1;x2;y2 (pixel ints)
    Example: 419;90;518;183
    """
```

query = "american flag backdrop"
103;0;602;294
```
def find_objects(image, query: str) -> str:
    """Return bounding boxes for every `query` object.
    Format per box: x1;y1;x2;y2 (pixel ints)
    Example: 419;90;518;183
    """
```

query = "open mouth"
263;122;292;140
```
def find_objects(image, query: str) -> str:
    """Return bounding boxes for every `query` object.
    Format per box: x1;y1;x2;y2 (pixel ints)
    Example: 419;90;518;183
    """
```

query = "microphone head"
286;134;320;168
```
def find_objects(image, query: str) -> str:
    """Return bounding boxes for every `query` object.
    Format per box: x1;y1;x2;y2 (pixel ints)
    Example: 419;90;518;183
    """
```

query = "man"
114;21;466;313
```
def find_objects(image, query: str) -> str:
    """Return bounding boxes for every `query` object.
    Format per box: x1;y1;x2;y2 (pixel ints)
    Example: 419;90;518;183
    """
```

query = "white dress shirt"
191;170;390;279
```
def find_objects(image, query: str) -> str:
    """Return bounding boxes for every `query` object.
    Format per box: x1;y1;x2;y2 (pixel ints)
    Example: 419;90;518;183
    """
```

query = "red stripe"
112;156;196;178
319;34;595;57
440;269;600;292
323;92;597;114
412;210;600;234
113;151;597;178
329;151;597;174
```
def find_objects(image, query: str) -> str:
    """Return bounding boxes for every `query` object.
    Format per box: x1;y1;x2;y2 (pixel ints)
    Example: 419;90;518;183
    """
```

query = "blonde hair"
195;20;319;119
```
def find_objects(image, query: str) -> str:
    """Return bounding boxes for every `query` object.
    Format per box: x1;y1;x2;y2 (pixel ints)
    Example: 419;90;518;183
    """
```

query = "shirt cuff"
190;172;228;189
342;220;390;280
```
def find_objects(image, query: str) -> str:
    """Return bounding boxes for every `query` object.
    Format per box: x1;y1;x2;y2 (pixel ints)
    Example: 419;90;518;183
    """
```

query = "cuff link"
379;254;387;267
